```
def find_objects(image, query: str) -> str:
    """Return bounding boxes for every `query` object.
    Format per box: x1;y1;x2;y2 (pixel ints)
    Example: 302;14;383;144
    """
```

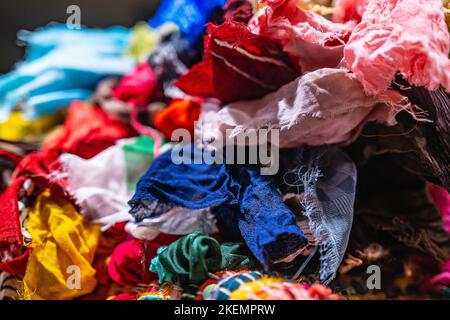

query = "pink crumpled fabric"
344;0;450;95
248;0;353;72
430;260;450;287
333;0;369;23
199;68;418;148
427;184;450;233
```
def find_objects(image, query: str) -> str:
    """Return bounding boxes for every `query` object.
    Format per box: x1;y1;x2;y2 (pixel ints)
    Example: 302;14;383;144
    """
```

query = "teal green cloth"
150;232;251;285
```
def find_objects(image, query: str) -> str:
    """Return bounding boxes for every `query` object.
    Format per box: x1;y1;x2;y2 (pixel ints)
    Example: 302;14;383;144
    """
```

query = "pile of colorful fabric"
1;0;450;300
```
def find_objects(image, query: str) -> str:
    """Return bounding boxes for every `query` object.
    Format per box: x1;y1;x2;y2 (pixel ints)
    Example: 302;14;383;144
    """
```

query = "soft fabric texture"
112;63;157;108
349;82;450;191
201;68;417;148
129;145;308;268
0;152;66;276
248;0;352;72
0;24;133;121
43;101;135;159
206;271;263;300
428;184;450;233
278;146;357;283
107;235;179;287
344;0;450;95
148;31;198;98
229;277;342;300
153;99;201;140
149;0;227;44
127;22;179;61
333;0;368;23
0;111;64;142
56;139;138;231
23;190;100;300
0;271;22;300
150;232;251;285
175;20;299;104
125;207;218;240
222;0;256;23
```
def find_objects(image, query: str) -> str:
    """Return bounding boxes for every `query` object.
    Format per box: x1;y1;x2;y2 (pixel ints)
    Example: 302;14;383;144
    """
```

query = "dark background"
0;0;161;73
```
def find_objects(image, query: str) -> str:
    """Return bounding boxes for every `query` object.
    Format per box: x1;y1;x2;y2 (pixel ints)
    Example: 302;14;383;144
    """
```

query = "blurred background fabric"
0;0;161;73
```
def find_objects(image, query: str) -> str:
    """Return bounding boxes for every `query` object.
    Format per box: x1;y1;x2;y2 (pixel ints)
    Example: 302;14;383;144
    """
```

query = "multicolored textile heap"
1;0;450;301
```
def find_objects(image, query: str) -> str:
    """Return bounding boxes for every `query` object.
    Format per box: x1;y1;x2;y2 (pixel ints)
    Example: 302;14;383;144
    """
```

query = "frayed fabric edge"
289;164;340;285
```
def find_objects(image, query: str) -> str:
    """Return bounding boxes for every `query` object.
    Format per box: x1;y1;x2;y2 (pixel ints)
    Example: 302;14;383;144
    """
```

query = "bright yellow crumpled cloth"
0;111;63;142
23;190;100;300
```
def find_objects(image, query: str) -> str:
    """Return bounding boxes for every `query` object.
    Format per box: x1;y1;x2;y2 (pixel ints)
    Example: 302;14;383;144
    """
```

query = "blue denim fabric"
129;144;307;269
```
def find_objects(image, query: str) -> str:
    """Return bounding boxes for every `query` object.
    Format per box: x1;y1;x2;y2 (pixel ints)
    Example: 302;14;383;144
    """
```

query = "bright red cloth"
0;153;68;276
176;21;299;104
43;101;135;159
107;234;180;287
112;63;157;108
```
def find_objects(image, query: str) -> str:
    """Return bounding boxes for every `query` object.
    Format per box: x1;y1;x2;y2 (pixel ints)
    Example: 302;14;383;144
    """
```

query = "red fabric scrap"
0;152;68;276
43;101;135;159
153;99;201;140
176;20;299;104
107;234;180;287
112;62;157;108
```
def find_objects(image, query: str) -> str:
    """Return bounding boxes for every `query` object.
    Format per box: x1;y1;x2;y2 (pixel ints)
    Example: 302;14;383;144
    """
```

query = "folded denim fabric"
248;0;352;72
129;145;307;269
175;20;299;104
277;146;356;283
201;68;418;148
344;0;450;95
0;25;134;121
149;0;226;44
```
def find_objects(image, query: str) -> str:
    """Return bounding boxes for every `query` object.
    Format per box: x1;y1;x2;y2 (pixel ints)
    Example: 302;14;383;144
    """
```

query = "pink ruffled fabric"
344;0;450;95
248;0;352;72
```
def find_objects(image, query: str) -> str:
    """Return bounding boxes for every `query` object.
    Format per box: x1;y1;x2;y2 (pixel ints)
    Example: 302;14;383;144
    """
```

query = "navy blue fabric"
129;144;307;268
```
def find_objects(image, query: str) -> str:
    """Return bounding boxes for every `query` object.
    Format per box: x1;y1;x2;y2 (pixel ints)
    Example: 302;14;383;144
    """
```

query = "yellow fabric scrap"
127;22;179;61
23;190;100;300
229;277;284;300
0;111;64;142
